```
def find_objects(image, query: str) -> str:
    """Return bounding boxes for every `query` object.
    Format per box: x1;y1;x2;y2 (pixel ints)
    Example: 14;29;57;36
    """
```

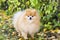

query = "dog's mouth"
28;20;33;23
27;17;33;23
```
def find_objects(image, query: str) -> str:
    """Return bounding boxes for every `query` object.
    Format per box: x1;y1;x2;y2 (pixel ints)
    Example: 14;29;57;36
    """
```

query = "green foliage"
0;0;60;40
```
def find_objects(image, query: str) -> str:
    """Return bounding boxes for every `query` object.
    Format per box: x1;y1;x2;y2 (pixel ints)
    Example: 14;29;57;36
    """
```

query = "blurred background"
0;0;60;40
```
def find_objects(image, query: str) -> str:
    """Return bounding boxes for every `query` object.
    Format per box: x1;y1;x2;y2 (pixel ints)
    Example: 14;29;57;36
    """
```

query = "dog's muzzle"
29;17;32;20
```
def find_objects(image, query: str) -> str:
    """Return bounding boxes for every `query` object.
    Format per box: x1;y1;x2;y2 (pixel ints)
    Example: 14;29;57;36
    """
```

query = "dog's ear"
33;9;37;14
25;9;31;16
26;9;30;13
32;9;37;16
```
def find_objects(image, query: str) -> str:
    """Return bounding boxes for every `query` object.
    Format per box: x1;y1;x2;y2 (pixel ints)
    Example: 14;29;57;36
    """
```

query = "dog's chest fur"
18;20;40;33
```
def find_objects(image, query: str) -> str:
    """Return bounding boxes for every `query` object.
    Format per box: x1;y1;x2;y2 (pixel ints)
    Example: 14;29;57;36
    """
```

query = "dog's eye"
28;16;29;17
32;16;33;17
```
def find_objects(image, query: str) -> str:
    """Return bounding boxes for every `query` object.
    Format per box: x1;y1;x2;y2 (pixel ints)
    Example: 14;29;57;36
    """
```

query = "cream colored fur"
13;9;40;39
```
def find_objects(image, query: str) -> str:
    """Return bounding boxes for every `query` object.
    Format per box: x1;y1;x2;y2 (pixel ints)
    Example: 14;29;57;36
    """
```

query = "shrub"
0;0;60;40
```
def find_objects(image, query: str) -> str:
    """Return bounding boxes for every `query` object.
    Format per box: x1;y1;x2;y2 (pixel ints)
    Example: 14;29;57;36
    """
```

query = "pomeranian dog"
13;9;40;39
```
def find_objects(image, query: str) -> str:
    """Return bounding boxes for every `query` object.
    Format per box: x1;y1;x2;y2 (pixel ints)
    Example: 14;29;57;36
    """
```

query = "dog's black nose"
30;17;32;20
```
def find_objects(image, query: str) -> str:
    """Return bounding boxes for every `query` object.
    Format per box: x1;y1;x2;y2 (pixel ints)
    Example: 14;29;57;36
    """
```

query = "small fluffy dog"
13;9;40;39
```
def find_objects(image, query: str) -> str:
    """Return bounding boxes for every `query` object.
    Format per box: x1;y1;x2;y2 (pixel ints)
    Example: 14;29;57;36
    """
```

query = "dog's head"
23;9;40;23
